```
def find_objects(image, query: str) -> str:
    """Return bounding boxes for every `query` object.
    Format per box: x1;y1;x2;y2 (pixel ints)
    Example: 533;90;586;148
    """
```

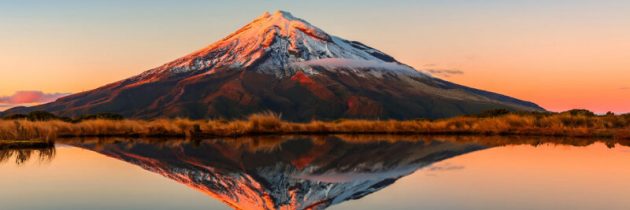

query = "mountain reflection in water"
2;135;629;210
71;136;484;210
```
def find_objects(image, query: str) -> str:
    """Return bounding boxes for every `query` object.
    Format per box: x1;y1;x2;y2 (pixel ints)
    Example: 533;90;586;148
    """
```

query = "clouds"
422;163;466;177
426;163;465;172
420;64;464;78
0;91;70;110
426;69;464;77
620;87;630;90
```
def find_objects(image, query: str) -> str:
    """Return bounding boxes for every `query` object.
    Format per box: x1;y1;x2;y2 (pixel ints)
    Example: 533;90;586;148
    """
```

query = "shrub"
247;112;282;133
562;109;595;117
2;114;28;120
27;111;59;121
77;113;124;121
476;109;512;118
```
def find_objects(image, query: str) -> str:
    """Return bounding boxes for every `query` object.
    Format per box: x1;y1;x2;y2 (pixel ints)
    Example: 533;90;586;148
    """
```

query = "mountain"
71;136;486;209
1;11;544;120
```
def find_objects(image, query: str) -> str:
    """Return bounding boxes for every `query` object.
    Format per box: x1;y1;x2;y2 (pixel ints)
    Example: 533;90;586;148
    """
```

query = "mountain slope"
1;11;544;120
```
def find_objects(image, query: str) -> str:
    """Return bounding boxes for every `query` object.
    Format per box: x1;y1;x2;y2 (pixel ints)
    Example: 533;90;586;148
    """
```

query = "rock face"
72;136;486;210
2;11;544;120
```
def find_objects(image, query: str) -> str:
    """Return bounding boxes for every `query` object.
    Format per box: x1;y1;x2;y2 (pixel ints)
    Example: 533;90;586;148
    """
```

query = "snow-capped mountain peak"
1;10;544;120
244;10;332;41
146;10;423;78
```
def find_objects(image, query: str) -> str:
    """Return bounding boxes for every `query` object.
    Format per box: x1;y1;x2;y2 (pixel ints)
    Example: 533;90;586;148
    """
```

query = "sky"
1;0;629;113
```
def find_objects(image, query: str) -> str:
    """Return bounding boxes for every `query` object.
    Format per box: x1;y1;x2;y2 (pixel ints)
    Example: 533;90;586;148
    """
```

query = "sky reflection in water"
1;136;630;210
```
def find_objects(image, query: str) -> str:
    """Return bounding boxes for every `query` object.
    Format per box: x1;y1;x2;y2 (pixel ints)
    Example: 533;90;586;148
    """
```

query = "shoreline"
3;134;630;154
47;129;628;140
1;111;629;141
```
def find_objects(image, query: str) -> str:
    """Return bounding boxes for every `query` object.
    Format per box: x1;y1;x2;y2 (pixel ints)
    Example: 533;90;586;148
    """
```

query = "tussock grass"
1;111;629;141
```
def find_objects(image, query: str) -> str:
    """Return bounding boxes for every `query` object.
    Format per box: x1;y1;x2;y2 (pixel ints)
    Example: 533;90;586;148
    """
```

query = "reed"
1;111;629;141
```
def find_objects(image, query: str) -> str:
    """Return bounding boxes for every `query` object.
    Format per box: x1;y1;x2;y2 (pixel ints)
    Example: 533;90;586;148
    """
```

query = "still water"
1;136;630;210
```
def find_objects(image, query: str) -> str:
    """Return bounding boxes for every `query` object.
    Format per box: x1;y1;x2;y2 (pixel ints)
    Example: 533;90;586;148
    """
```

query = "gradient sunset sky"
1;0;629;113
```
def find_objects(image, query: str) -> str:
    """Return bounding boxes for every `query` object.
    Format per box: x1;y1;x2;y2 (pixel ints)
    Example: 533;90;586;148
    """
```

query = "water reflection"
67;136;485;210
2;135;630;210
0;143;55;165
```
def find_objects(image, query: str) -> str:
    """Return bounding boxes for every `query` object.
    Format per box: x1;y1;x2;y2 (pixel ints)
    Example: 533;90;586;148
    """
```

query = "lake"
1;136;630;210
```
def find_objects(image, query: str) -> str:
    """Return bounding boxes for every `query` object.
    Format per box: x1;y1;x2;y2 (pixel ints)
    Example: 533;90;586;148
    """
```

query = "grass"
1;111;629;141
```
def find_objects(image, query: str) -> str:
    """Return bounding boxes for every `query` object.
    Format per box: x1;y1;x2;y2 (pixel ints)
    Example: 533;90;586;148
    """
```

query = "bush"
476;109;512;118
2;111;124;122
562;109;595;117
27;111;59;121
77;113;124;121
248;112;282;132
3;114;28;120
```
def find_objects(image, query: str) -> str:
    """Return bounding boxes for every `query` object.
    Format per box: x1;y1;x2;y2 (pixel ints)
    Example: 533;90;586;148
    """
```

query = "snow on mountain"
140;10;425;79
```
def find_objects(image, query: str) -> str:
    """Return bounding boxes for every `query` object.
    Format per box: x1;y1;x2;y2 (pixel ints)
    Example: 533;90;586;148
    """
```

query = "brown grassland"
1;110;629;141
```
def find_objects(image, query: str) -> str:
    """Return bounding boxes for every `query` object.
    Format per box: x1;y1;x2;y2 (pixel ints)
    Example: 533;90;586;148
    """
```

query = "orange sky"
1;1;629;113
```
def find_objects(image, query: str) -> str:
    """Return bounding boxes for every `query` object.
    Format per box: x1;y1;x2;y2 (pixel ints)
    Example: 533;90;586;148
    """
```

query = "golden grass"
1;112;629;141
